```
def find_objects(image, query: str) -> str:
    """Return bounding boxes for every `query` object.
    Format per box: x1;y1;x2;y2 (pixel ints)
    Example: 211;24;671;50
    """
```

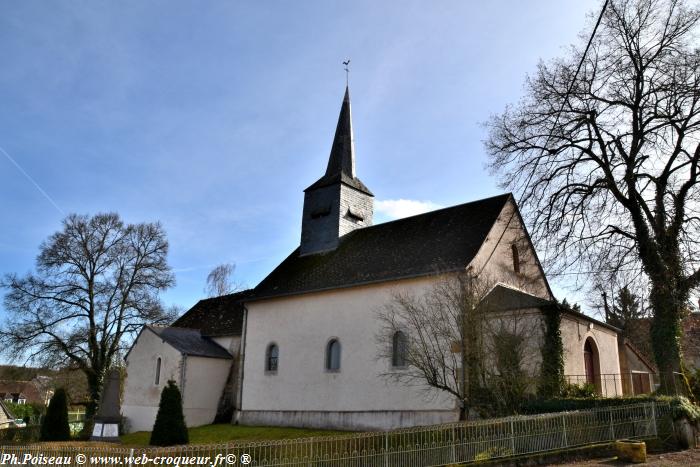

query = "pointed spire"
325;86;355;178
304;86;372;196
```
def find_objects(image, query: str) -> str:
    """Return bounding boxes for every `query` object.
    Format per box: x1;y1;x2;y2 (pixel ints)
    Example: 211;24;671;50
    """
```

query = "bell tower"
300;87;374;255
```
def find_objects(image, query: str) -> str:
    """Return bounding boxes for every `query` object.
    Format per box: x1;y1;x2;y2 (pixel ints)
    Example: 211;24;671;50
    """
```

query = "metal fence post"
629;372;633;396
651;402;657;437
609;411;615;440
451;426;456;463
562;414;568;448
309;437;313;467
128;448;134;465
510;419;516;454
384;431;389;467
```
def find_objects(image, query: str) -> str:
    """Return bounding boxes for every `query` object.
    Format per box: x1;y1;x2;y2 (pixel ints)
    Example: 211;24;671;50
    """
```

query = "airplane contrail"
0;145;65;215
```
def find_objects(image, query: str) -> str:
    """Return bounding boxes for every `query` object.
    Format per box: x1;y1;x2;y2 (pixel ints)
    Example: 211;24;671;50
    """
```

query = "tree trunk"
648;275;691;396
80;370;105;439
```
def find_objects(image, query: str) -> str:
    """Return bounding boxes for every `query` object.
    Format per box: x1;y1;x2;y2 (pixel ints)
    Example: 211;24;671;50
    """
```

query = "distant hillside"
0;365;52;381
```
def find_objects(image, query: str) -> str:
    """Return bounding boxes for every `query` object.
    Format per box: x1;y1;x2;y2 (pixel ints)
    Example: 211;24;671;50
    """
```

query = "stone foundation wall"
236;410;458;431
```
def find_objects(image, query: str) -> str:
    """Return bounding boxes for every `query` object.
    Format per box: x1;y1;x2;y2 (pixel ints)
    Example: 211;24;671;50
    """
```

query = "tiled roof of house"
681;313;700;369
621;313;700;370
147;326;232;359
0;380;50;405
622;338;657;373
252;193;512;300
172;289;253;337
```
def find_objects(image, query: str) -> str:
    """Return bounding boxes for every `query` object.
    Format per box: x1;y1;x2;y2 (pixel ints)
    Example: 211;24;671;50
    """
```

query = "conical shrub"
149;380;188;446
40;388;71;441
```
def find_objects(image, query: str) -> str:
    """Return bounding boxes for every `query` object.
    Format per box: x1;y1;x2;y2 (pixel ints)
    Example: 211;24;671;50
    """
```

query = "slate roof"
481;284;620;333
306;171;373;196
305;87;373;196
252;193;512;300
172;289;253;337
147;326;232;359
480;284;551;312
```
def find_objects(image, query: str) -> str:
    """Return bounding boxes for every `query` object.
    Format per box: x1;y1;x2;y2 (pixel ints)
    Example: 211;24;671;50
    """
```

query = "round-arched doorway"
583;337;601;394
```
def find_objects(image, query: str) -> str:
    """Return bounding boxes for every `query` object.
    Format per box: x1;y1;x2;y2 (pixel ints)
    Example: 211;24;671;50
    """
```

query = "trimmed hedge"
522;395;700;423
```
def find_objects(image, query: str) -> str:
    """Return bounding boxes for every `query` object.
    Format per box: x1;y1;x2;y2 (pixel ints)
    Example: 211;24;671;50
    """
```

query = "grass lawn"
120;424;351;446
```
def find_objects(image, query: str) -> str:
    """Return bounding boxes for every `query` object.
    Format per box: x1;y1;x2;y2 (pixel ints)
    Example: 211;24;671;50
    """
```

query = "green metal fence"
0;402;672;466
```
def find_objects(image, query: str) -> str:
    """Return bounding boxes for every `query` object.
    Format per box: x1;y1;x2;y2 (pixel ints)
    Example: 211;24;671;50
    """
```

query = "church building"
122;87;645;433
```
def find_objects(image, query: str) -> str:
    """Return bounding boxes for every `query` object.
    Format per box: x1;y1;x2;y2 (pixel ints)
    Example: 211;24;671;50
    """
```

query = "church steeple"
300;87;374;256
304;87;372;196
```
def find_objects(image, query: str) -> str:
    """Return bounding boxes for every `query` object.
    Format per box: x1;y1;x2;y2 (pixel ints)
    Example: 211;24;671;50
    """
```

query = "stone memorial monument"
91;368;122;442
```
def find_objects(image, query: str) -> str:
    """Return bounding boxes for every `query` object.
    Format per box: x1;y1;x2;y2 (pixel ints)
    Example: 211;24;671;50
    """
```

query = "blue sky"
0;1;599;317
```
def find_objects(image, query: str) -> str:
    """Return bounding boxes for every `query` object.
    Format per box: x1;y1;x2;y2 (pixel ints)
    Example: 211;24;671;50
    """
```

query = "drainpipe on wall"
179;354;187;400
234;305;248;424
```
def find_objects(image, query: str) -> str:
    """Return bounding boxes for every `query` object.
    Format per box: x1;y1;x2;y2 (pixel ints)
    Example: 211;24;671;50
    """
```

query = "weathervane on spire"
343;59;350;87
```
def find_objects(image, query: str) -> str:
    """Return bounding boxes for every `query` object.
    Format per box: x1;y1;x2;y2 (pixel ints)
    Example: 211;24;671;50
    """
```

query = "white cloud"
375;199;442;220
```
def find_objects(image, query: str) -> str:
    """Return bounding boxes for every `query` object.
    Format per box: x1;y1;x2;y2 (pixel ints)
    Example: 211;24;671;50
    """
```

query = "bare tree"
205;263;238;297
376;274;540;418
1;213;175;425
486;0;700;390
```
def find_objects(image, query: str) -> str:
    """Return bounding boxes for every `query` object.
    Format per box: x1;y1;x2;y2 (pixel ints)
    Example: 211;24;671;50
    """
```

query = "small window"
266;343;279;372
392;331;408;367
511;244;520;273
17;398;25;405
154;357;161;386
326;339;341;371
311;204;332;219
345;208;364;224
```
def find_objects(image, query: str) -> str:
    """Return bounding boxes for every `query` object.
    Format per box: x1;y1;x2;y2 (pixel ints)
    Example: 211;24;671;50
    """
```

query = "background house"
0;377;53;406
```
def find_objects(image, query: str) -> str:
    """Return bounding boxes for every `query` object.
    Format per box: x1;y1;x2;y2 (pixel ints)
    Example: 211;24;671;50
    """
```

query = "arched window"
511;244;520;273
154;357;161;386
392;331;408;367
326;339;341;371
266;343;279;372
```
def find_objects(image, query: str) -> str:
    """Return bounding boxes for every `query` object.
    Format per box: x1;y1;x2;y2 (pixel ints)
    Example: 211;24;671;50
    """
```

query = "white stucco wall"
239;200;559;430
471;199;552;300
240;276;459;430
212;336;239;353
561;315;622;395
181;355;232;427
122;329;183;433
